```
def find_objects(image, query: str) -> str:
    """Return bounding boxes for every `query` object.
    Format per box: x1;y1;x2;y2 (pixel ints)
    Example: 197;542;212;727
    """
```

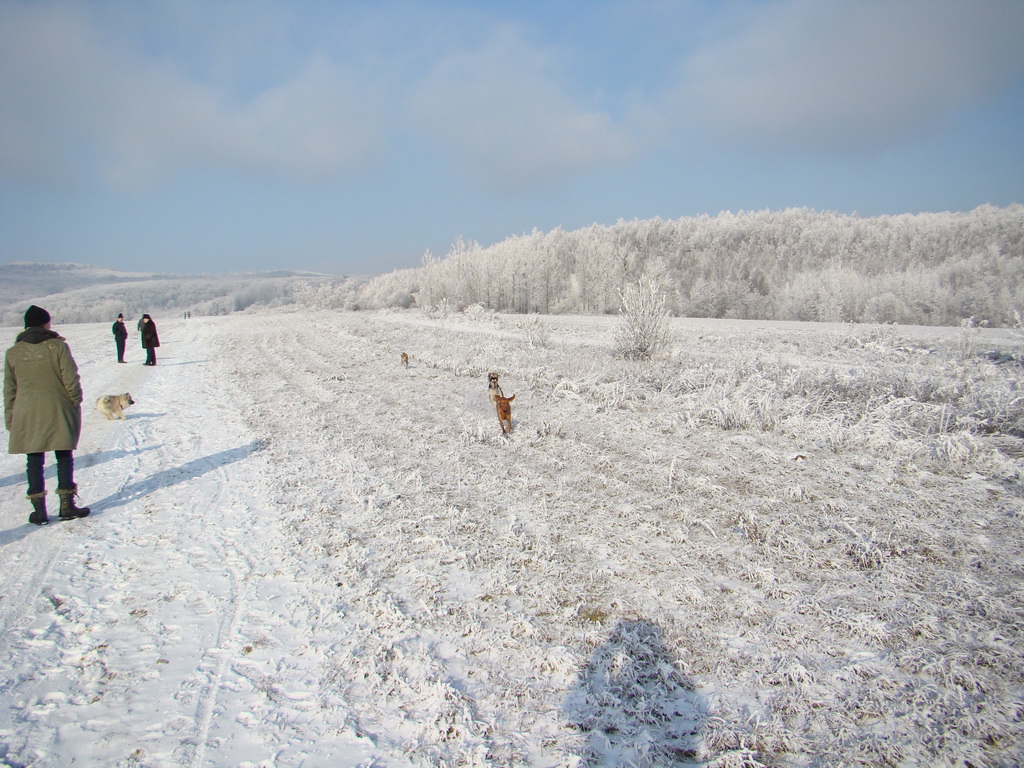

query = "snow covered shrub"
863;292;912;324
706;381;781;431
615;278;672;360
461;303;496;324
929;430;983;473
1013;309;1024;339
956;316;986;360
425;297;453;320
516;315;552;348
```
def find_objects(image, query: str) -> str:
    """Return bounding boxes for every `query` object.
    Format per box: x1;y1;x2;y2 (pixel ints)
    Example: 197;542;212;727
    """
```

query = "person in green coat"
4;305;91;525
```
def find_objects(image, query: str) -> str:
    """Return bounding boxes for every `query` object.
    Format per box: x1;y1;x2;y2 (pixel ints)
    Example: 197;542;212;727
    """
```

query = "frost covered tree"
615;278;672;360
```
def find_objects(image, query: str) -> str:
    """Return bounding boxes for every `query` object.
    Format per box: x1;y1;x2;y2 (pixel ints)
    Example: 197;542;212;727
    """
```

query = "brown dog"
401;352;409;368
487;373;515;434
495;392;515;434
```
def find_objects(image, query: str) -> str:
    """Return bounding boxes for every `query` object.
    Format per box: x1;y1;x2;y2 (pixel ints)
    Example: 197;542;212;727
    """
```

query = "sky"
1;0;1023;277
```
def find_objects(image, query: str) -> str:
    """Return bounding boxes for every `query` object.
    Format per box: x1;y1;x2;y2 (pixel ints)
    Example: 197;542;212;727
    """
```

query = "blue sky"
2;0;1023;276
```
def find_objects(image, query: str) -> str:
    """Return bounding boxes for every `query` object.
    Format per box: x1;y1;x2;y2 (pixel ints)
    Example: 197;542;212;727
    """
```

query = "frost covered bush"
461;303;496;324
516;315;552;348
956;316;986;360
615;279;672;360
425;297;453;320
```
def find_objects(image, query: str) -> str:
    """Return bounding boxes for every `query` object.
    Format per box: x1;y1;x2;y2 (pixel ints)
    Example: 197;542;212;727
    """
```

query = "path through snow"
0;317;383;767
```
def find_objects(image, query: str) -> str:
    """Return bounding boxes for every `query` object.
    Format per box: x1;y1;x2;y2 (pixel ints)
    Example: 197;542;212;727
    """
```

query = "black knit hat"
117;313;124;319
24;305;51;328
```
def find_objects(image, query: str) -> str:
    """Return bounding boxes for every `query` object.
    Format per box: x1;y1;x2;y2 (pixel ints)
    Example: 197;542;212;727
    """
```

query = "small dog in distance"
401;352;409;368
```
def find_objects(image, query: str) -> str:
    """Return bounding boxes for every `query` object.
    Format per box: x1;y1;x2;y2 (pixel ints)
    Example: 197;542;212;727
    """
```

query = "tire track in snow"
117;320;261;767
209;323;445;753
0;525;67;637
172;318;390;766
187;458;256;768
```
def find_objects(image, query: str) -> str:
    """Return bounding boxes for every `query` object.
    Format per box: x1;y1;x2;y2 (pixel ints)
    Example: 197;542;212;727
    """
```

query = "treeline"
357;205;1024;326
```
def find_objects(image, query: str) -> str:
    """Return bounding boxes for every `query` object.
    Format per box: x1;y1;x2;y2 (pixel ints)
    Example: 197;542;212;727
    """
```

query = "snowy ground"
1;309;1022;768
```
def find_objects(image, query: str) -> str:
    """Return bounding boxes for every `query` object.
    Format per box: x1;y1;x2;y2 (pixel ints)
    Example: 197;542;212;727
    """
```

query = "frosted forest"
359;205;1024;326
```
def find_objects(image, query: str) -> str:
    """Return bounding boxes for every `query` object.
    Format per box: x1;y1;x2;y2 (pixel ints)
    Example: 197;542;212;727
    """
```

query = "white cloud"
0;3;383;188
672;0;1024;152
6;0;1018;193
97;54;383;188
408;27;636;191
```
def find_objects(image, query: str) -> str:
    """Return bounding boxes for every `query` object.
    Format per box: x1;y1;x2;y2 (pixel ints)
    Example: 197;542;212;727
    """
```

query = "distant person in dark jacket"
112;313;128;363
4;305;91;525
140;314;160;366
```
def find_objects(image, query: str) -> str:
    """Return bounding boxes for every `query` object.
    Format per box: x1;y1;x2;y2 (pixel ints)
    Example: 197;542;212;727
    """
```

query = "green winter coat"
4;328;83;454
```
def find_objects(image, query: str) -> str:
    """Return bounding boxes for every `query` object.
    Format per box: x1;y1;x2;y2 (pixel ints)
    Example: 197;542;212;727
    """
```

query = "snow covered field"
1;309;1022;768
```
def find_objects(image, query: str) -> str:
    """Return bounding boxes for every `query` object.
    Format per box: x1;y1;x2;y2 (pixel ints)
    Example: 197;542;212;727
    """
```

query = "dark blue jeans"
27;451;74;495
116;337;126;362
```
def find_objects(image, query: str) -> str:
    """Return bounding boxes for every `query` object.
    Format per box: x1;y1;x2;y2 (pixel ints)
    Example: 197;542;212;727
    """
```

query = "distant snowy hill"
0;262;157;304
0;262;343;325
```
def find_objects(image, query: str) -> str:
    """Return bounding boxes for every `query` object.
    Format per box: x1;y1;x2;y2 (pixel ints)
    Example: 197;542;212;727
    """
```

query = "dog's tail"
505;394;516;402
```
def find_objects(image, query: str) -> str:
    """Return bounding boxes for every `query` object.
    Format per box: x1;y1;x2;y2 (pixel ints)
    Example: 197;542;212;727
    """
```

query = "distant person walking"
112;313;128;363
140;313;159;366
4;305;92;525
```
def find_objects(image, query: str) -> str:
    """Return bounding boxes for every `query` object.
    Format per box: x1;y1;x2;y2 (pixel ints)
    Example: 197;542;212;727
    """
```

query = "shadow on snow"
0;440;266;543
564;618;706;767
0;445;163;491
86;439;268;514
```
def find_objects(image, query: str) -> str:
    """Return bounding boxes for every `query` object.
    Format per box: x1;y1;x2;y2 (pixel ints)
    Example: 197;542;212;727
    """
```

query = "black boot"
28;492;48;525
57;485;91;519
